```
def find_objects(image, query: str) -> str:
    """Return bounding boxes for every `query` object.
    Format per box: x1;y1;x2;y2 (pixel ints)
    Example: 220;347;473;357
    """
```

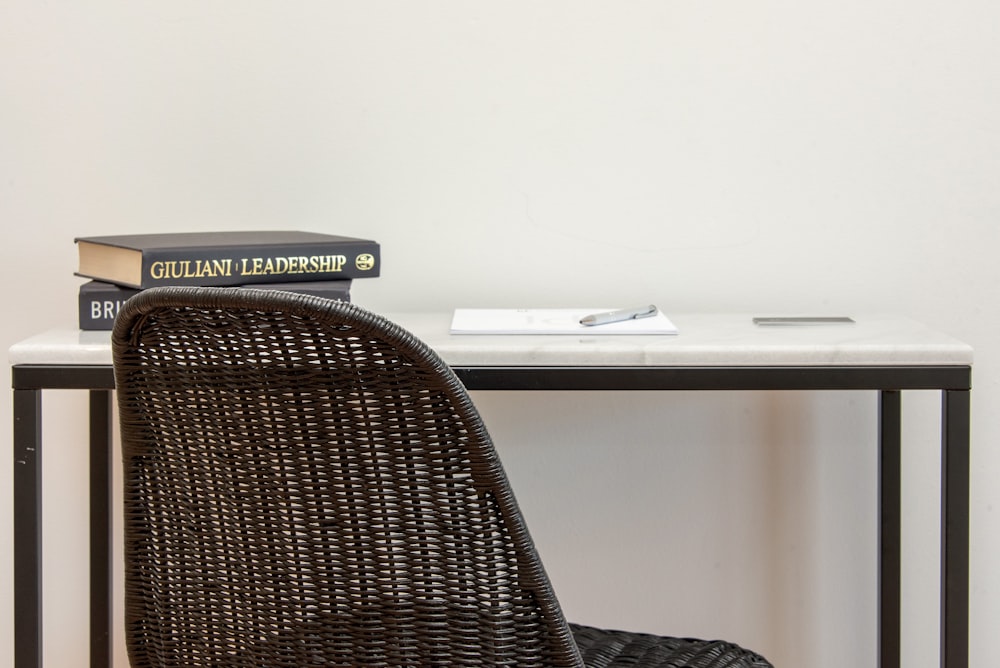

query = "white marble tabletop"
9;313;973;368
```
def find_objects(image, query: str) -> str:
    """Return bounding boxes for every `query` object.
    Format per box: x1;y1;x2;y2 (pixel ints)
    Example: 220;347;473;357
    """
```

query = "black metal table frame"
12;362;972;668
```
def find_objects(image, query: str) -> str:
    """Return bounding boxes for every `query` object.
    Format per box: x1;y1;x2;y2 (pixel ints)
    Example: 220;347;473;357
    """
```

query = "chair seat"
571;624;771;668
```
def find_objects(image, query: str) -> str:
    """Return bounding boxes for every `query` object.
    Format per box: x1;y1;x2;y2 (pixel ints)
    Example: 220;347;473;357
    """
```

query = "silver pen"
579;304;658;326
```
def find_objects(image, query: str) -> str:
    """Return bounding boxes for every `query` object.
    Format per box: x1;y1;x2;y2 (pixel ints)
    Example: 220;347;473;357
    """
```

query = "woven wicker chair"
112;286;773;668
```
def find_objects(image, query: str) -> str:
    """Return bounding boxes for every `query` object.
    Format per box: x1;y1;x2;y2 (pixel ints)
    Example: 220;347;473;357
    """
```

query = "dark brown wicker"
112;286;772;668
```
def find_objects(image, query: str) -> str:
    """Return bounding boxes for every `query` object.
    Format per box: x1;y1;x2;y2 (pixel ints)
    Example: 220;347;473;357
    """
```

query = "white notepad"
450;309;679;335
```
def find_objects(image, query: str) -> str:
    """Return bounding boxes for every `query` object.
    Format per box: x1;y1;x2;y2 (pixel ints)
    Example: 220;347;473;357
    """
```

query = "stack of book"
75;230;381;330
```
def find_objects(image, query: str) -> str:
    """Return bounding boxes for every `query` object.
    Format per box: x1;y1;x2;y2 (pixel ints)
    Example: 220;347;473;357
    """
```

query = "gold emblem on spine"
355;254;376;271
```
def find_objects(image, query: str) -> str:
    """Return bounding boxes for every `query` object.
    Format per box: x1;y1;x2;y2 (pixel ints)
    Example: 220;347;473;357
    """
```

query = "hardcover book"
75;230;380;289
78;279;353;330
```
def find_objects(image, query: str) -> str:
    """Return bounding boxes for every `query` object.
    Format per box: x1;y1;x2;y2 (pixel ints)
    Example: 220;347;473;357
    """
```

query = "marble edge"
9;328;113;366
8;318;975;368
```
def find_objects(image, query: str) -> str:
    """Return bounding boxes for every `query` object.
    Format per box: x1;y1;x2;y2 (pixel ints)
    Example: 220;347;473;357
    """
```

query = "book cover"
75;230;380;288
78;279;353;330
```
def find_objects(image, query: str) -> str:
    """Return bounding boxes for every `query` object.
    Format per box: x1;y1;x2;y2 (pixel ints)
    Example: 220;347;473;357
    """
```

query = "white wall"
2;2;997;666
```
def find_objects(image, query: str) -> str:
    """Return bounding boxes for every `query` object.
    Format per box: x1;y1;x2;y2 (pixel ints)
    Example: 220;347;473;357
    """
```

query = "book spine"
79;280;353;330
79;282;139;330
138;240;380;288
243;280;353;303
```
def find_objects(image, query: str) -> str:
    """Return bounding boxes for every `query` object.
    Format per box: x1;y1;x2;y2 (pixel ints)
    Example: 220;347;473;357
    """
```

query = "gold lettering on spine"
237;254;348;277
205;258;231;278
149;258;233;281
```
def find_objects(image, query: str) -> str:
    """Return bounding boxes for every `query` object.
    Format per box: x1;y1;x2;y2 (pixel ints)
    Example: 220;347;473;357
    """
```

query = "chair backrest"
113;287;582;668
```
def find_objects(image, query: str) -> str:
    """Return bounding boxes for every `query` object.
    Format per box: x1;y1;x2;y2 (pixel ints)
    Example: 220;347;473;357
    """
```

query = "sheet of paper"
450;309;679;335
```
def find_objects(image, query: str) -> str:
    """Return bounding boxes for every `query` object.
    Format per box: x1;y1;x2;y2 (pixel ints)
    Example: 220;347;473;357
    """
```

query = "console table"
10;313;973;668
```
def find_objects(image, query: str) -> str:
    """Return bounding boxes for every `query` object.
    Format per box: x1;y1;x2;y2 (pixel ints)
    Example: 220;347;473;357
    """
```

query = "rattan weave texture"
112;287;771;668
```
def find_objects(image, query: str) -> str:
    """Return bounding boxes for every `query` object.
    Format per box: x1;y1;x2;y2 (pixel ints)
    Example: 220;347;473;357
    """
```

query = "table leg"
879;390;901;668
90;391;113;668
14;389;42;668
941;389;970;668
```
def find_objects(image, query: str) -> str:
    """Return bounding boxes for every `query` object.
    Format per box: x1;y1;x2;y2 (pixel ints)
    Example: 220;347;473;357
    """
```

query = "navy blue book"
78;279;353;330
75;230;379;288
